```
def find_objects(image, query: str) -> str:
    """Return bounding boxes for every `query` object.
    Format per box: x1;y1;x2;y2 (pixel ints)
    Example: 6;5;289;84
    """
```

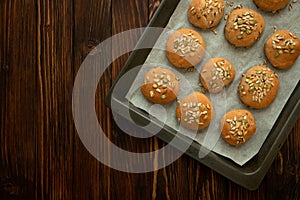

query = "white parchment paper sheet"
127;0;300;165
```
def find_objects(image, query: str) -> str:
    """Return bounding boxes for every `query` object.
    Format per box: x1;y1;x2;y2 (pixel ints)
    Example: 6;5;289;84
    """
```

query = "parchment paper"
127;0;300;165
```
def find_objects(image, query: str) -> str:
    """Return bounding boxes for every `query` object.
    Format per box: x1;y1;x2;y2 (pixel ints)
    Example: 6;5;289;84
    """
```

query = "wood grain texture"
0;0;299;199
36;0;75;199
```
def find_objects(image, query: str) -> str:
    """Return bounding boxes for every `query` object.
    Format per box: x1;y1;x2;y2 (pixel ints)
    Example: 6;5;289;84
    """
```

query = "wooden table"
1;0;299;199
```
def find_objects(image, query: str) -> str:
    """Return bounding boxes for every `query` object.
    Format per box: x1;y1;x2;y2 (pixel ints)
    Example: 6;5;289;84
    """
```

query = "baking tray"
105;0;300;190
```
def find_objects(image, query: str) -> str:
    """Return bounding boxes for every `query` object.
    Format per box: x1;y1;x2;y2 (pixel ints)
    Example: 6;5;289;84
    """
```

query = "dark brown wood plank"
149;0;161;20
0;0;37;198
72;0;112;199
36;0;75;199
109;0;155;199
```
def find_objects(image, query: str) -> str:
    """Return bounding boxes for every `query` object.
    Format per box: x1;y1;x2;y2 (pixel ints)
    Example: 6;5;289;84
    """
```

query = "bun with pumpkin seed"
166;28;206;69
224;8;265;48
200;57;236;93
141;67;180;104
254;0;290;13
238;65;280;109
176;92;214;130
220;110;256;146
264;30;300;69
188;0;225;30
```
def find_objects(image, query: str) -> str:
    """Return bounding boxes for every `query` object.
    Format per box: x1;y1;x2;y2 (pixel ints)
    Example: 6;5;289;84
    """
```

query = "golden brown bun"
141;67;180;104
188;0;225;29
200;57;236;93
238;65;280;109
166;28;206;69
225;8;265;47
264;30;300;69
254;0;290;12
176;92;214;130
220;110;256;146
